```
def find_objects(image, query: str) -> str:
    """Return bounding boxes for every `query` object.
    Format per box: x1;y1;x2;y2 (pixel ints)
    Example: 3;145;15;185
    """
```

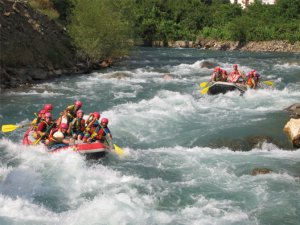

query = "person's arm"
210;73;216;82
85;113;93;125
252;78;257;89
87;118;96;129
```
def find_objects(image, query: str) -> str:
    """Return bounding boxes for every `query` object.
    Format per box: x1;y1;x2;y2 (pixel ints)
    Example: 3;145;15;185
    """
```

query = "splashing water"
1;47;300;225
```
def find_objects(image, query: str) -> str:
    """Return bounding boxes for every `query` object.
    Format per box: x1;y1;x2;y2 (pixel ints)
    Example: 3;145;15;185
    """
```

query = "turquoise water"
0;47;300;225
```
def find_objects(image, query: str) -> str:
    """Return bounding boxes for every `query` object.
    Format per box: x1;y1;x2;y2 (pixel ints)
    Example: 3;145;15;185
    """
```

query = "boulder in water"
284;103;300;119
252;168;272;176
283;118;300;148
107;72;132;80
200;61;217;69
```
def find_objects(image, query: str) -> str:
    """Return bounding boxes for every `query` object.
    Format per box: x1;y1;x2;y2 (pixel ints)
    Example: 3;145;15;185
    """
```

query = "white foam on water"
0;194;59;223
178;196;252;225
274;62;300;70
3;90;64;97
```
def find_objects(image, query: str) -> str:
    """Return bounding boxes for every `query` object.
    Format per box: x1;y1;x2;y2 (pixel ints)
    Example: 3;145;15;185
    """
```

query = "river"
0;47;300;225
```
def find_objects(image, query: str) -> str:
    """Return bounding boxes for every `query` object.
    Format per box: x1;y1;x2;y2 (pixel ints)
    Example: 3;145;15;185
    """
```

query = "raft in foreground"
23;127;108;159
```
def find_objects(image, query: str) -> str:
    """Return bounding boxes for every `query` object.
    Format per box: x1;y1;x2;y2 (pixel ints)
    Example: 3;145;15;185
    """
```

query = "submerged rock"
209;136;274;151
252;168;272;176
283;118;300;148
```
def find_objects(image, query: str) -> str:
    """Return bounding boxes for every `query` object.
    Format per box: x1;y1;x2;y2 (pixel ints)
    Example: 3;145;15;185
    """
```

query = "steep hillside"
0;0;88;89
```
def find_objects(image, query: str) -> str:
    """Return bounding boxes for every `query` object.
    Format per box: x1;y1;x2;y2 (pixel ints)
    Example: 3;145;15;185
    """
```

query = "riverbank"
1;1;299;91
152;39;300;52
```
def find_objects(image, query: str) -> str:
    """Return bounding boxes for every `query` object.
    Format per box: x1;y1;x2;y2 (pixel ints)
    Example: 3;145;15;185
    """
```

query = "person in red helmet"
210;67;223;82
34;112;56;142
83;112;101;143
228;64;245;83
252;70;261;84
247;69;260;89
45;123;74;146
31;109;46;127
246;72;257;89
58;100;83;126
90;118;112;144
43;104;53;112
221;69;228;81
69;109;86;140
66;100;83;118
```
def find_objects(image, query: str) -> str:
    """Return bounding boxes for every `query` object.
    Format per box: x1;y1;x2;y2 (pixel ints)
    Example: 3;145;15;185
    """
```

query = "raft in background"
199;80;274;95
207;81;247;95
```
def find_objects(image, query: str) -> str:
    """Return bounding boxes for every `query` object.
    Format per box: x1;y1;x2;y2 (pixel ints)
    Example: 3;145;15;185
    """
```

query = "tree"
67;0;132;62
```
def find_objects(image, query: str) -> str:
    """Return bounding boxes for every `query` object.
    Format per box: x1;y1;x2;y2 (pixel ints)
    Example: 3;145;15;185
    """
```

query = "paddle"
1;123;31;133
113;144;125;156
262;80;274;86
199;82;208;88
200;85;211;95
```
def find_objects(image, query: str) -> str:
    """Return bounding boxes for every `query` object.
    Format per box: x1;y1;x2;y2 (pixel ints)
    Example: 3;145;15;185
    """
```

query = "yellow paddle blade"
114;144;125;156
199;82;208;88
263;80;274;86
1;124;20;133
200;86;209;95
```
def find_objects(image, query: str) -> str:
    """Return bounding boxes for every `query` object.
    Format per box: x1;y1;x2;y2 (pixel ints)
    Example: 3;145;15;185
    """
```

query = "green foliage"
67;0;132;61
276;0;300;20
31;0;300;54
116;0;300;43
28;0;59;20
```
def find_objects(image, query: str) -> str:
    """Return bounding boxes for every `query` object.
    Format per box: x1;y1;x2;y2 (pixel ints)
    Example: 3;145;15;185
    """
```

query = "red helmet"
38;109;46;117
101;118;109;125
77;109;84;117
221;69;227;75
233;64;238;68
60;123;68;130
93;112;101;119
74;100;83;108
44;104;53;111
44;112;52;118
214;67;221;72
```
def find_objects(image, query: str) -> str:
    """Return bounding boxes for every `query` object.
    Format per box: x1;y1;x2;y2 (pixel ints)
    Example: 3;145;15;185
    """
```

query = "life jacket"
247;78;254;87
229;71;241;83
72;118;85;132
92;126;110;142
86;119;99;134
34;121;54;139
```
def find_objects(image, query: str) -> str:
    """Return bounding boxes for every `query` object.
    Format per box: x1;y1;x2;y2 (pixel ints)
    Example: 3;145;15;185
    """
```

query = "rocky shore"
1;0;299;90
0;0;111;90
152;39;300;52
